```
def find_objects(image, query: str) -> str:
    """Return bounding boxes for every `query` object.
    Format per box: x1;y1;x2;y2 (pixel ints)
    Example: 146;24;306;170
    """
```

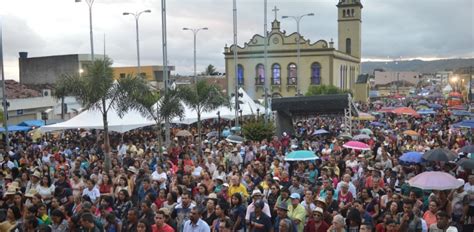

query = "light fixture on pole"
123;9;151;77
182;27;208;83
282;13;314;94
232;0;239;127
75;0;95;60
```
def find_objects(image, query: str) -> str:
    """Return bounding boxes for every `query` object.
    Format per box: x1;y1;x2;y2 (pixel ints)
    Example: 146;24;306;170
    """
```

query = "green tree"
204;64;218;76
126;88;184;148
178;80;228;144
52;80;68;120
242;118;275;142
55;57;150;171
305;84;352;96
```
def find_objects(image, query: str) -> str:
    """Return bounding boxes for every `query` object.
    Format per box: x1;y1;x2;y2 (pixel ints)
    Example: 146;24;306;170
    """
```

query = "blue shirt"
183;219;210;232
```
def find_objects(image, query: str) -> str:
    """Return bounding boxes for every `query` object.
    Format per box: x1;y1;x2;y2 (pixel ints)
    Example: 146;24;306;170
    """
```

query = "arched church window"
346;38;351;55
311;63;321;85
343;10;346;17
288;63;297;85
272;63;281;85
256;64;265;85
237;64;244;85
351;9;355;17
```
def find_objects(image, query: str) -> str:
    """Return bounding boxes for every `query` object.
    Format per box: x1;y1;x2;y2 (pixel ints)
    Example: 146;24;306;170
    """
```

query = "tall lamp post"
0;19;9;149
282;13;314;94
217;111;221;141
182;27;208;83
123;9;151;77
75;0;95;60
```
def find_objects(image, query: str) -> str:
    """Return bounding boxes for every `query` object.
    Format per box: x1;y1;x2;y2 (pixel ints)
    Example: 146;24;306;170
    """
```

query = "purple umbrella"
408;171;463;190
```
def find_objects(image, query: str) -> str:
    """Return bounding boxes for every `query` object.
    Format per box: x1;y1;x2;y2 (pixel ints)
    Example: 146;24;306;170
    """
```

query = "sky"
1;0;473;80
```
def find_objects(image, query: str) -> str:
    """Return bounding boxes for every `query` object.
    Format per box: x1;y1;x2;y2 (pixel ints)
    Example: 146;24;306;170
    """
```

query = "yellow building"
224;0;367;101
112;65;174;83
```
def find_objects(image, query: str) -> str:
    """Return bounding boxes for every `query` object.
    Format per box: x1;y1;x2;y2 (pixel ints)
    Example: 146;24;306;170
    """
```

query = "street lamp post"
123;10;151;77
217;111;221;141
0;19;9;149
75;0;95;60
282;13;314;93
182;27;208;83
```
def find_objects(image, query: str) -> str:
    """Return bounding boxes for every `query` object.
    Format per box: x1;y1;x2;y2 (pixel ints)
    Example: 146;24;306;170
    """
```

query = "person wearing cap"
228;175;249;200
245;189;272;222
249;200;272;232
229;148;243;168
287;193;306;232
304;207;329;232
25;170;42;194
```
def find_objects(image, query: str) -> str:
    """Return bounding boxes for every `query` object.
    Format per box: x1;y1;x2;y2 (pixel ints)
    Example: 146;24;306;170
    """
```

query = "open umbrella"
338;133;353;140
422;148;457;162
206;131;219;138
452;120;474;129
313;129;329;135
460;145;474;154
403;130;419;137
408;171;464;190
176;130;192;137
370;121;385;127
428;103;443;109
226;135;244;144
457;158;474;169
360;128;373;135
343;141;370;151
285;150;319;161
393;107;419;117
418;100;429;105
451;110;472;117
400;151;423;163
417;109;436;115
353;134;371;141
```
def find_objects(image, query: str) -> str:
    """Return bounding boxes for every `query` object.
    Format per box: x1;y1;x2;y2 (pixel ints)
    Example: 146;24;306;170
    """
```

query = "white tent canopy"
41;102;155;133
171;88;265;125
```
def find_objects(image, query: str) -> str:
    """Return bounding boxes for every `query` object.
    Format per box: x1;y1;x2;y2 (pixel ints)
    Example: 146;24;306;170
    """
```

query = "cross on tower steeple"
272;6;279;21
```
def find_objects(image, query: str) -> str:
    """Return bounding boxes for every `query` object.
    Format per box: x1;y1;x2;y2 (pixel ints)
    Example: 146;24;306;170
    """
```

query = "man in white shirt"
151;165;168;189
82;179;100;204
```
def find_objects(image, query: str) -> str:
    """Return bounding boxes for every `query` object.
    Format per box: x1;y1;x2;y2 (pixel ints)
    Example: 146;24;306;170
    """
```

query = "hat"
5;173;13;179
232;148;239;153
32;170;42;179
159;207;171;216
254;200;265;209
162;151;168;155
457;178;465;186
127;166;138;174
222;183;229;188
214;176;224;182
207;193;218;200
273;177;280;182
358;154;365;158
204;148;211;153
4;185;17;196
251;189;262;197
290;193;301;199
313;207;324;215
315;197;327;206
25;188;39;198
276;202;288;211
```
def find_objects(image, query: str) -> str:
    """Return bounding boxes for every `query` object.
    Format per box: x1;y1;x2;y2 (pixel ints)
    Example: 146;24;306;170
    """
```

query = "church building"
224;0;367;101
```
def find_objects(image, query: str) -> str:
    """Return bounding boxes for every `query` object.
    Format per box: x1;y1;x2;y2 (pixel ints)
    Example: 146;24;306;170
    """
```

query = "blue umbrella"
452;120;474;129
285;150;319;161
370;121;385;127
418;100;429;105
313;129;329;135
428;103;443;109
17;120;45;127
400;151;423;163
452;110;472;117
417;109;436;115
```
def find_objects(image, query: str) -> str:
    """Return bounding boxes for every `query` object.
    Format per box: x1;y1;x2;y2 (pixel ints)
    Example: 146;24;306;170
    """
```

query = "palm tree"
125;87;184;148
55;57;149;171
178;80;228;144
52;79;68;120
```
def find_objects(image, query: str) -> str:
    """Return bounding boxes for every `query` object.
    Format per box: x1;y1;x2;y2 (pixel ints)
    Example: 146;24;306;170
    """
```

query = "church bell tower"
337;0;362;59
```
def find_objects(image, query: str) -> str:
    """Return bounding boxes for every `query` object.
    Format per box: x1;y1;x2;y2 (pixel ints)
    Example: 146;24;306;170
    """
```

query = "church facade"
224;0;366;100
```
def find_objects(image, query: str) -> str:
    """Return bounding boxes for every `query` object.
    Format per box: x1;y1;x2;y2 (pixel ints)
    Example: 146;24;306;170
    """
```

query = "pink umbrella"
408;171;463;190
342;141;370;151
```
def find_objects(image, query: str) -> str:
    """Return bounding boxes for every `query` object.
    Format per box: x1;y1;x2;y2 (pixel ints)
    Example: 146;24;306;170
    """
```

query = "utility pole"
161;0;171;145
233;0;239;127
0;19;8;149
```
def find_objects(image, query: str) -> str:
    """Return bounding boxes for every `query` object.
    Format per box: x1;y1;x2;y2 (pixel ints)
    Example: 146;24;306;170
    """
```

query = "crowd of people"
0;97;473;232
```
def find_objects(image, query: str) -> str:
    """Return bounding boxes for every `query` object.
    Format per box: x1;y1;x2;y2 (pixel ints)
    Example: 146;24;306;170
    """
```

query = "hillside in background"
361;58;474;74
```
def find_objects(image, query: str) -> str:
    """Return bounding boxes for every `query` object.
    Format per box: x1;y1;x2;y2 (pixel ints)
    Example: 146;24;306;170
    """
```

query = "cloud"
1;0;473;80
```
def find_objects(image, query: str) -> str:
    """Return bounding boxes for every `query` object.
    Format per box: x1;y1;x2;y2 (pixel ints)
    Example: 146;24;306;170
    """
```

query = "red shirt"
304;219;329;232
152;224;175;232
